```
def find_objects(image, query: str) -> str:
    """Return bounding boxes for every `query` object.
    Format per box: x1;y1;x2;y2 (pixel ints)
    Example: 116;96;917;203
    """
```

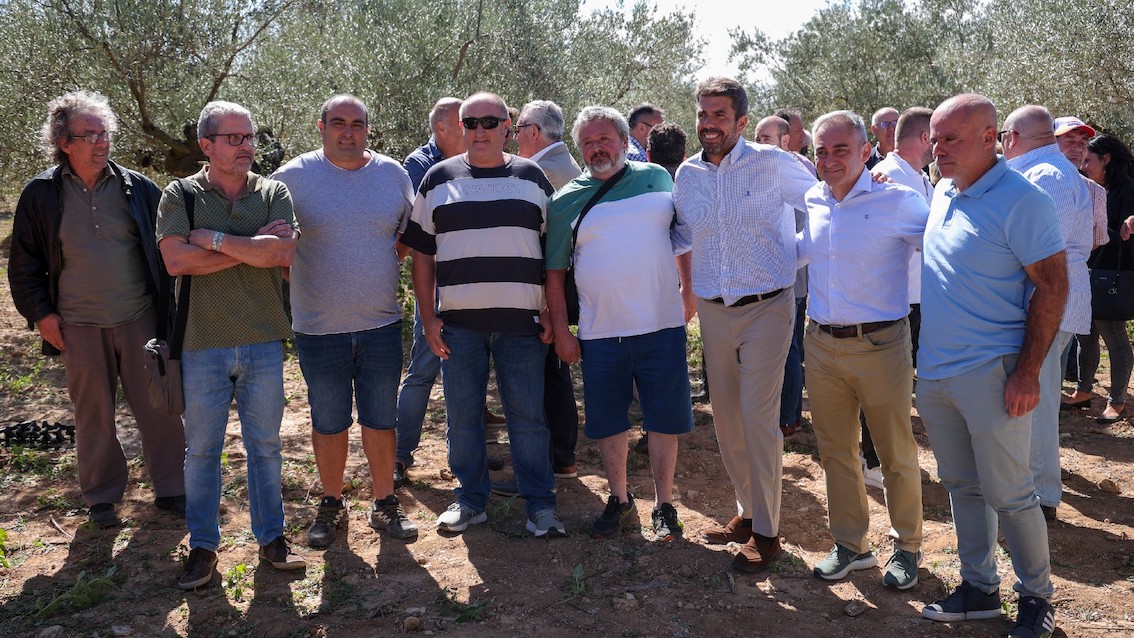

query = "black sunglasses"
462;116;504;130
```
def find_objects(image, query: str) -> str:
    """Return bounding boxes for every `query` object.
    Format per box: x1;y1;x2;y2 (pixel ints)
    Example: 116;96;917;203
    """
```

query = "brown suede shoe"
703;515;752;544
732;533;782;573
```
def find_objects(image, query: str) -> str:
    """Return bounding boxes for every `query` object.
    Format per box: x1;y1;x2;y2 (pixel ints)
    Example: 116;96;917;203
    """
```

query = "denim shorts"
295;322;403;434
580;326;694;439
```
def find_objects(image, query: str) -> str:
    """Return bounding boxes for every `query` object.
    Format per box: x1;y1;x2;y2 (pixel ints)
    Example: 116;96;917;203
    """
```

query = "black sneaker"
393;462;409;489
369;494;418;539
307;495;345;548
651;502;683;542
154;495;186;518
88;503;118;529
177;547;218;590
591;494;637;539
922;581;1002;622
1009;596;1055;638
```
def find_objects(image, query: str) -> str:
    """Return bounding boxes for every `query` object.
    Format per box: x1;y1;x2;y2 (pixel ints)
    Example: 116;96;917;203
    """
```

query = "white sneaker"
436;502;487;532
863;462;884;490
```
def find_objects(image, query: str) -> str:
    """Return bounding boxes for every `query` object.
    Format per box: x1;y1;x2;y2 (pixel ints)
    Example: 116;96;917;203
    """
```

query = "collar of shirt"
946;156;1009;199
695;135;749;171
61;162;115;186
529;140;565;164
819;164;874;202
198;166;268;198
1005;143;1064;173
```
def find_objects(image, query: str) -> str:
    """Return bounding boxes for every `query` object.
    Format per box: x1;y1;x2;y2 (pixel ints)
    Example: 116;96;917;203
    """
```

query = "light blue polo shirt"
919;157;1065;380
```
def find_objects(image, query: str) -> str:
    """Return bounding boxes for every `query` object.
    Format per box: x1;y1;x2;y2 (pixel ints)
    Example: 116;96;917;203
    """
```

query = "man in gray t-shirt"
272;94;416;548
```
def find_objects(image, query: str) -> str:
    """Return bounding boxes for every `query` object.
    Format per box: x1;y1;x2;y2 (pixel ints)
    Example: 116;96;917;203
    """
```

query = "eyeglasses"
68;131;112;144
461;116;505;130
877;121;898;130
997;129;1014;143
207;133;257;147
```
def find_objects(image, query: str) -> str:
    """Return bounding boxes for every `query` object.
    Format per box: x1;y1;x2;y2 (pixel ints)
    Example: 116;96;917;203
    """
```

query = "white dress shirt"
874;151;933;304
673;138;816;303
801;168;930;325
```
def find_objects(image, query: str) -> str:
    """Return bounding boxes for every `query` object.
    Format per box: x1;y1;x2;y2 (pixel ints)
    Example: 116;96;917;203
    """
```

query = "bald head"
429;97;465;158
460;92;509;119
894;107;933;169
1002;105;1056;159
754;116;790;149
930;93;999;191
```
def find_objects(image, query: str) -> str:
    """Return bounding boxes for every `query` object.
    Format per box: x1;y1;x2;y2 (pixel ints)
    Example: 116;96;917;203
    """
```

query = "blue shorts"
579;326;694;439
294;322;403;434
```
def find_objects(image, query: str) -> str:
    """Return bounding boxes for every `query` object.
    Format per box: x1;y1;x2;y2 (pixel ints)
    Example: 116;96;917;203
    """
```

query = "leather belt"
706;287;787;307
816;319;900;339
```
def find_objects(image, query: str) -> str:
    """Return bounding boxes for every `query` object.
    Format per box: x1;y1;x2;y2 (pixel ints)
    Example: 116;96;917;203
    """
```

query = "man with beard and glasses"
673;77;816;573
400;92;565;538
545;106;695;542
157;101;304;589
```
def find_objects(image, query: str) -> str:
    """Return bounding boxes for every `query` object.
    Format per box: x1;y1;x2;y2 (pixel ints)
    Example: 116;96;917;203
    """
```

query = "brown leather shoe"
703;515;752;544
732;533;782;573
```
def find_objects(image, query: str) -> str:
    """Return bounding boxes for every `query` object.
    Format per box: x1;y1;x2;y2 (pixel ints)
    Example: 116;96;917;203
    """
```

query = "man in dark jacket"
7;90;186;528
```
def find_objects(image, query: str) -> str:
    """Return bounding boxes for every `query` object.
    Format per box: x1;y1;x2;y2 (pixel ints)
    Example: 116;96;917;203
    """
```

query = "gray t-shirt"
273;149;412;335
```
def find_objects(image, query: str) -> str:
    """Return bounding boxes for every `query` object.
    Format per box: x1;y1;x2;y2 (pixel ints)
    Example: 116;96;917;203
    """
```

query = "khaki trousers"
804;318;922;554
60;309;186;505
697;291;793;537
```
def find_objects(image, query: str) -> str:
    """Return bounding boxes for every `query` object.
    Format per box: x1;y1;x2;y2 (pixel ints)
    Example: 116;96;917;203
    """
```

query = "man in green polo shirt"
156;101;303;590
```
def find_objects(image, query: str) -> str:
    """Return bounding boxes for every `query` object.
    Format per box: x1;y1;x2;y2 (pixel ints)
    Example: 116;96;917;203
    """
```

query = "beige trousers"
697;291;793;537
804;318;923;554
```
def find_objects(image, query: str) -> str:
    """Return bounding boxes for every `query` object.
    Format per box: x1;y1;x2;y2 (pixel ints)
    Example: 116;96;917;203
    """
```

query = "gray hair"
428;97;462;131
571;106;630;147
198;101;254;140
519;100;566;142
320;94;368;125
41;90;118;165
812;110;868;147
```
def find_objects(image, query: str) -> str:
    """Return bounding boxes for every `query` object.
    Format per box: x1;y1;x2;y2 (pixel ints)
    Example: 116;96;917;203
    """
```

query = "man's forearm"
411;251;437;326
213;233;297;268
1017;253;1069;377
160;237;241;276
546;269;572;336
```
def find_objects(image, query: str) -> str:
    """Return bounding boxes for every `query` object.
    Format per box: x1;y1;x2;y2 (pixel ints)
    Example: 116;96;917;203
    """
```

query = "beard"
586;146;628;176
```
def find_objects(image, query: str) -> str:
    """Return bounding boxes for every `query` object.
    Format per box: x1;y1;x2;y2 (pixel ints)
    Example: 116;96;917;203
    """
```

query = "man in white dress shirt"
801;110;930;590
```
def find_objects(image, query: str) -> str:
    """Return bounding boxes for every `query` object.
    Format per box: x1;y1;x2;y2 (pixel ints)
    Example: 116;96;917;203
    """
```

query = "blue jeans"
295;322;402;434
183;341;286;551
441;325;555;516
395;305;441;466
779;296;807;426
917;355;1053;600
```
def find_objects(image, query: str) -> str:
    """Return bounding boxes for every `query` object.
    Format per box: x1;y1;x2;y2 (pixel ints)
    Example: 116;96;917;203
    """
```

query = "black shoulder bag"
1089;229;1134;321
564;165;629;325
143;179;195;415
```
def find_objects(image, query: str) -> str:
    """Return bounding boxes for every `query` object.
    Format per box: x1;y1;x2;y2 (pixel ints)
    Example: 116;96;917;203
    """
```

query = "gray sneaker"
882;549;921;589
526;508;566;538
369;495;418;539
436;502;487;533
813;544;877;581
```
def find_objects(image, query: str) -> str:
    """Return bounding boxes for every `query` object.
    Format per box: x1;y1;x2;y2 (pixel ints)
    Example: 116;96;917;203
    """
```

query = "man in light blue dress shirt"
1002;105;1093;523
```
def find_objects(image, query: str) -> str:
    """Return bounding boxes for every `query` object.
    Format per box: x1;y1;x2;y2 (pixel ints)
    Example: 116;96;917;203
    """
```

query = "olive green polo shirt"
155;167;298;351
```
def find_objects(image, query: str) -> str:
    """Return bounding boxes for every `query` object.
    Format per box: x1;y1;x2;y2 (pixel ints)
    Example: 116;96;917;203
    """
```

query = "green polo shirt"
155;167;298;351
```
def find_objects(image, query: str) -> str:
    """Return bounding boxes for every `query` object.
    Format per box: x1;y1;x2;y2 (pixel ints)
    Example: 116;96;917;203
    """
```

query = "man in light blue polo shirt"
918;94;1066;638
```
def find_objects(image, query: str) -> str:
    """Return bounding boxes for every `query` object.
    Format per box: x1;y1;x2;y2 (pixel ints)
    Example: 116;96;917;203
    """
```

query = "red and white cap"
1053;116;1096;137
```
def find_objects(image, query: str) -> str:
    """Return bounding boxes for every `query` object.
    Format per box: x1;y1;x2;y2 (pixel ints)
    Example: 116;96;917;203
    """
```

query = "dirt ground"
1;212;1132;638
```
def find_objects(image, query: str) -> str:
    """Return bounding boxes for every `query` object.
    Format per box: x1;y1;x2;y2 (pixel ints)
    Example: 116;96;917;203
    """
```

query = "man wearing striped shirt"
401;92;564;538
1002;105;1093;522
673;77;816;572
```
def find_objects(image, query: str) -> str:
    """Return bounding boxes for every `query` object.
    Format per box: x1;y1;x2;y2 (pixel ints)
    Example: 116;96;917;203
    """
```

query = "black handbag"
564;165;628;324
1089;230;1134;321
143;179;195;415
